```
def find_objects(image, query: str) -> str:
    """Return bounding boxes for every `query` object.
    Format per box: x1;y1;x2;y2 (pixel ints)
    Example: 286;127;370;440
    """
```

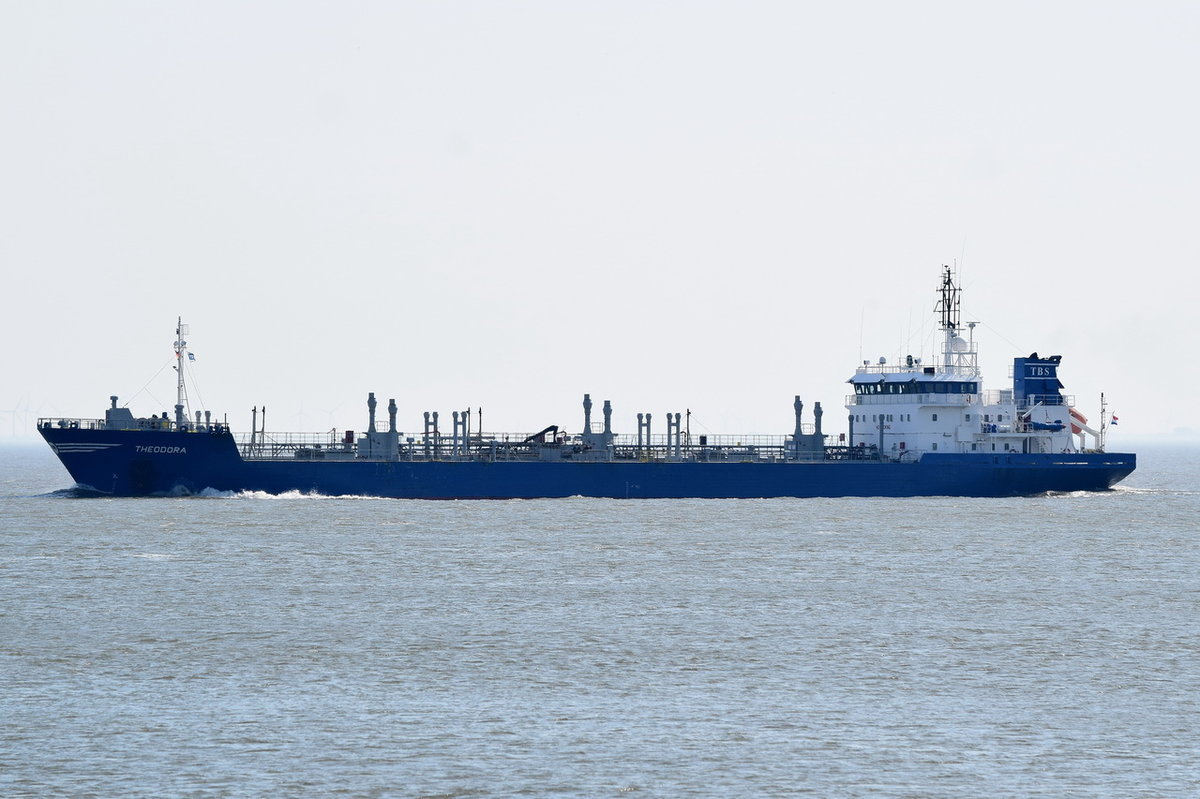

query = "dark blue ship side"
38;270;1136;498
38;424;1133;498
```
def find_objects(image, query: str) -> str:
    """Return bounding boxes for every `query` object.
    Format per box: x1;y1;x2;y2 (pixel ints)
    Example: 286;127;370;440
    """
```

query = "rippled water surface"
1;442;1196;797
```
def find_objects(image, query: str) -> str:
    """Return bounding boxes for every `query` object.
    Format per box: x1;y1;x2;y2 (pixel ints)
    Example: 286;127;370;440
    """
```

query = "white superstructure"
845;267;1103;460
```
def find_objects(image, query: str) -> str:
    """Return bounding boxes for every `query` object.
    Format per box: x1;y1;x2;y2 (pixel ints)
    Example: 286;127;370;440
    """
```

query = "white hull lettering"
135;445;188;454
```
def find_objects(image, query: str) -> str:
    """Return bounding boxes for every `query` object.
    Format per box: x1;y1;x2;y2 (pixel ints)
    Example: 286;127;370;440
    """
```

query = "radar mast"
935;265;978;376
935;264;960;331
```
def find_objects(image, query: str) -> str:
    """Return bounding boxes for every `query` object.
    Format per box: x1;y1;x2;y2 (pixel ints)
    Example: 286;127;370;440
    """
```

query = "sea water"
1;442;1196;798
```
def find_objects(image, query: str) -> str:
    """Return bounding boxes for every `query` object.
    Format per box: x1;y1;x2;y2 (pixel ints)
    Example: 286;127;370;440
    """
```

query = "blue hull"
40;427;1136;498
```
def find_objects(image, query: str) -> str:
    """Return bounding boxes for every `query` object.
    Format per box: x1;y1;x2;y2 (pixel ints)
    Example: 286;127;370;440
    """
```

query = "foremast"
173;317;191;427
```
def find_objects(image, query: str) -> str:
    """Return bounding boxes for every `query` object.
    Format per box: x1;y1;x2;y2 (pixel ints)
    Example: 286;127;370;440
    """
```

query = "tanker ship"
39;268;1135;498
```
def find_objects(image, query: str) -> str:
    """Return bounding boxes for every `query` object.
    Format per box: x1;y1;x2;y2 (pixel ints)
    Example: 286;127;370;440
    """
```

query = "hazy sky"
2;1;1196;442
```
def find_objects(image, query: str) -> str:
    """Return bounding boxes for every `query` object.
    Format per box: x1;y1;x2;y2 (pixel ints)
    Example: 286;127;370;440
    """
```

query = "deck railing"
847;393;1077;409
38;418;231;434
239;429;838;463
38;417;873;464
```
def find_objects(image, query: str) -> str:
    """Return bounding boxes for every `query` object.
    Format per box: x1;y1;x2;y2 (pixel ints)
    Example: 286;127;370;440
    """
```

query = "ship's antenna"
858;307;865;365
933;265;977;376
935;265;960;331
935;265;955;373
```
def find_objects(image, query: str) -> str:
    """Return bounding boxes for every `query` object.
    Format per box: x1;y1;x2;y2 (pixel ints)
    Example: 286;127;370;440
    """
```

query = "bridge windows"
854;380;979;395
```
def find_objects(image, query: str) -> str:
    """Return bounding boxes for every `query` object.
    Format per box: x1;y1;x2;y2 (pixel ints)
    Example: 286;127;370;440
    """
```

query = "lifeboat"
1069;407;1088;435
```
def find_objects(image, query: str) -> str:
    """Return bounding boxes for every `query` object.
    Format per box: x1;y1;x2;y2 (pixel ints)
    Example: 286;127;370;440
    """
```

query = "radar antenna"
935;265;960;331
934;265;978;376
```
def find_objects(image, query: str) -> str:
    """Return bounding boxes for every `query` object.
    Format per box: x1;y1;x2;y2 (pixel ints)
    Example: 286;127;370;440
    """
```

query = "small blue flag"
188;352;196;361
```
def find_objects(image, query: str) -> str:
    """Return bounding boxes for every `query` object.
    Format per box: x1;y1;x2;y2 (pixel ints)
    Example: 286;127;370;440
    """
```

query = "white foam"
193;487;384;500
